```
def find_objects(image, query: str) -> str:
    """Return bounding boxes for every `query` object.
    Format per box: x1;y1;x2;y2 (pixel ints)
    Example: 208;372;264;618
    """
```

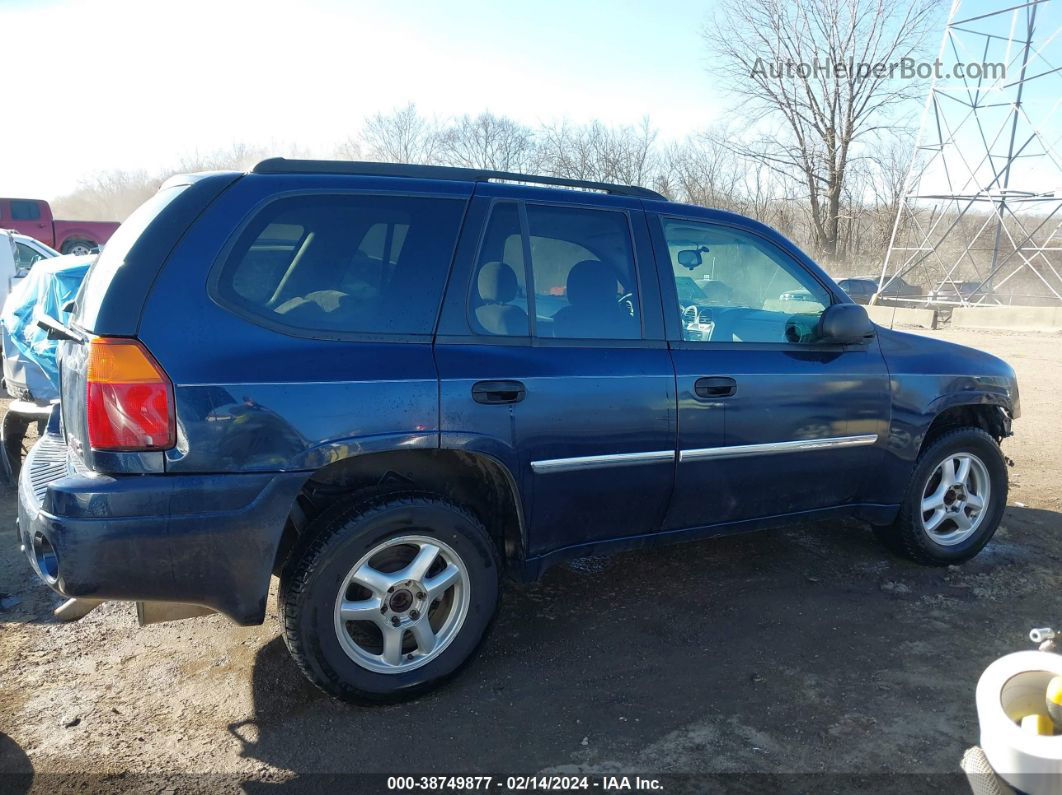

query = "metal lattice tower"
880;0;1062;306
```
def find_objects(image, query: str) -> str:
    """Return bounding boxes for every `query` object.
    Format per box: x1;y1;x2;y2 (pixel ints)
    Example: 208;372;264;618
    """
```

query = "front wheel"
279;494;500;702
875;427;1008;565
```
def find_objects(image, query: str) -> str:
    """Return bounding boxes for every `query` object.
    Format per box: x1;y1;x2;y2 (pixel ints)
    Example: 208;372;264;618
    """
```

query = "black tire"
875;427;1008;565
279;493;500;703
1;412;32;483
61;240;95;256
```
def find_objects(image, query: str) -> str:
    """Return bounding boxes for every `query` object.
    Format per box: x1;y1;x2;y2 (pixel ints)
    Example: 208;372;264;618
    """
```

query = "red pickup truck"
0;198;119;255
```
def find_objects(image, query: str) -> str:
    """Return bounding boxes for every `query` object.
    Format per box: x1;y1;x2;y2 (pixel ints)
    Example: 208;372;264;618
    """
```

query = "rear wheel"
61;240;95;256
874;427;1007;565
279;494;500;702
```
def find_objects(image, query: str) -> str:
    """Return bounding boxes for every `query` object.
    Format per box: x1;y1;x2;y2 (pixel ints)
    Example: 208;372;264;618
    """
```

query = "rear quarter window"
212;194;465;337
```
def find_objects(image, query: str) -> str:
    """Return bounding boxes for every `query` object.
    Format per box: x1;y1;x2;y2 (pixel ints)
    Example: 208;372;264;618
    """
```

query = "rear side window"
214;194;464;336
10;200;41;221
469;202;641;340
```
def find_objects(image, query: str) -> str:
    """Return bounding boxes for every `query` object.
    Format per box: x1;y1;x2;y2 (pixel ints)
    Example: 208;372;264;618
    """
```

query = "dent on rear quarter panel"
869;326;1018;503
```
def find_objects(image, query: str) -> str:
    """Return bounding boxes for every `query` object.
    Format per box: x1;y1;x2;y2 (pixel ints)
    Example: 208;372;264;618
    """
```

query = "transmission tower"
880;0;1062;306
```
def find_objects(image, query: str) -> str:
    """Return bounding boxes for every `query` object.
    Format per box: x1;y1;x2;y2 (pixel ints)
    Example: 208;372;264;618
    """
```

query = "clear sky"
1;0;722;199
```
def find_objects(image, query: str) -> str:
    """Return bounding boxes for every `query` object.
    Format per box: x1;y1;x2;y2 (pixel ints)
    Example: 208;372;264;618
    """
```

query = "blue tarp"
1;254;92;402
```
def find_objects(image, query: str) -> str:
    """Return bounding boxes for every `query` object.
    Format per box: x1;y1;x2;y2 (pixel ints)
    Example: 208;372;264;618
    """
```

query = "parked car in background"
10;233;59;272
0;197;119;255
929;281;987;303
18;160;1018;703
0;231;18;311
835;276;923;304
835;278;877;304
0;254;93;480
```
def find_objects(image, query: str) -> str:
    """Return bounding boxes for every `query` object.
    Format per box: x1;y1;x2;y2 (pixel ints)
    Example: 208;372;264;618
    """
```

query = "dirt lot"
1;327;1061;792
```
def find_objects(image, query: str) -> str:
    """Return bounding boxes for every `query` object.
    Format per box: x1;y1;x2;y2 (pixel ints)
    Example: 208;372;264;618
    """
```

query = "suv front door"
436;188;675;559
651;214;890;531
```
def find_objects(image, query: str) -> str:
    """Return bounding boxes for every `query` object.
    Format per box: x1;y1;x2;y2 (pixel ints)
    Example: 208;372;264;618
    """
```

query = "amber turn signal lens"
85;338;175;451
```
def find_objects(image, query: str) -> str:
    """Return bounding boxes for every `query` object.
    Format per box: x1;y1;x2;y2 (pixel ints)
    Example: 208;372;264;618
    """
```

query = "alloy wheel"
333;535;470;674
919;452;991;546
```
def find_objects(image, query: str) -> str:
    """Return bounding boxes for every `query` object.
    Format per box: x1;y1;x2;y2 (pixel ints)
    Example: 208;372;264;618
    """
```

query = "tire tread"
877;426;1007;566
278;492;498;703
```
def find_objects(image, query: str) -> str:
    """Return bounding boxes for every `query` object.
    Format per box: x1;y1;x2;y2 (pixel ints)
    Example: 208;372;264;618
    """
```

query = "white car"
0;231;19;311
9;232;58;275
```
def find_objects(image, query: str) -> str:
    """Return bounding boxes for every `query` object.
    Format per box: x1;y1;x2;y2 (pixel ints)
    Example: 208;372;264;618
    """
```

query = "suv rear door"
435;186;675;559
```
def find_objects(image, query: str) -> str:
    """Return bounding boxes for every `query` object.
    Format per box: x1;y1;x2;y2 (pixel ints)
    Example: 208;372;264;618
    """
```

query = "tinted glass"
215;194;464;336
469;202;529;336
662;218;830;343
525;204;639;339
10;200;41;221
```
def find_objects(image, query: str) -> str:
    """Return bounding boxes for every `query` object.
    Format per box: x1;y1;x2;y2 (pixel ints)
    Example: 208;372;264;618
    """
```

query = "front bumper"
17;432;305;624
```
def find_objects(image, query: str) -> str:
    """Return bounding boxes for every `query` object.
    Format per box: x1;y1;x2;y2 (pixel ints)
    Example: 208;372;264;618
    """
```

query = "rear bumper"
17;433;305;624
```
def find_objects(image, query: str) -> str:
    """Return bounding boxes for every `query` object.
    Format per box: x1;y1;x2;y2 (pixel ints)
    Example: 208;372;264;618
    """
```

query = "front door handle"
472;380;526;405
694;376;736;398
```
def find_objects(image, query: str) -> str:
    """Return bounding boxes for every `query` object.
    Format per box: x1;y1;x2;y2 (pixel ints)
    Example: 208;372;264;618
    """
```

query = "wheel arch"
273;448;526;576
919;399;1012;457
59;236;97;254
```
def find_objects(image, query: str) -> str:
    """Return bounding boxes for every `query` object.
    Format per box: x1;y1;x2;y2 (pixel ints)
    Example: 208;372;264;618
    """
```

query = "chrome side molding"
531;434;878;473
531;449;675;474
679;434;878;462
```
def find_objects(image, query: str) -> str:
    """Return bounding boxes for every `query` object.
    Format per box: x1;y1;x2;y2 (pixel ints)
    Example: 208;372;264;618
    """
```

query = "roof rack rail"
252;158;666;200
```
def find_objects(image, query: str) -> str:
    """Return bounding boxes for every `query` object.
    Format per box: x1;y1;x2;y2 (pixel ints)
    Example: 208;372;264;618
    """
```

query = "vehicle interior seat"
552;259;635;339
475;261;528;335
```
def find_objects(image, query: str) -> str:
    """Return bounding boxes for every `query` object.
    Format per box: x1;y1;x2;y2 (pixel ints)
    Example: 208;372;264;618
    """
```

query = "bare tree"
866;133;914;252
175;142;277;173
436;112;537;171
361;103;440;164
705;0;940;259
660;131;744;209
537;117;659;185
50;169;161;221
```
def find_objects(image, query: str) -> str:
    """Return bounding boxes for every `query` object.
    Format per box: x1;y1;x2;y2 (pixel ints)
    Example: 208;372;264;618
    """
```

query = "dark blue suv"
18;159;1019;701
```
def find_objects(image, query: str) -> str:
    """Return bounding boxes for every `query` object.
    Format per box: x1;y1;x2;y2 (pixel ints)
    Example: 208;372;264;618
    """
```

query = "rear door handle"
694;376;737;398
472;380;526;405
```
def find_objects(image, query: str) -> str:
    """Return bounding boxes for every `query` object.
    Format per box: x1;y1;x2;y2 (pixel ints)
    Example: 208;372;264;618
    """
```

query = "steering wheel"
618;292;635;317
682;304;714;341
682;304;709;326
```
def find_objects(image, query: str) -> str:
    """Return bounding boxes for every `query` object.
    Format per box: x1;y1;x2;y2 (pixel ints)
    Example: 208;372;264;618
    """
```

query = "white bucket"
977;650;1062;794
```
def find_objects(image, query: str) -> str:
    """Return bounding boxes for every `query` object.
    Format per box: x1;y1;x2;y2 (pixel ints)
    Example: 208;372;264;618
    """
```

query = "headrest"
566;260;616;306
478;261;518;304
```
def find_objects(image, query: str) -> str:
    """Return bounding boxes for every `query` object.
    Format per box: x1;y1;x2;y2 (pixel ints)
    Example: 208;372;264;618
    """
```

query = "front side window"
662;218;830;344
15;242;46;270
10;200;41;221
470;202;641;340
214;194;465;336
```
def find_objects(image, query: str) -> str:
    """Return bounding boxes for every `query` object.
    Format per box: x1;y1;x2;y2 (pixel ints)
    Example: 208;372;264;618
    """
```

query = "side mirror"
818;303;874;345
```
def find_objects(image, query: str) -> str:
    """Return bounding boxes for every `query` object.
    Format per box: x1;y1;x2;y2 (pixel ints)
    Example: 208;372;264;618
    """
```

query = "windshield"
674;276;707;303
20;238;60;257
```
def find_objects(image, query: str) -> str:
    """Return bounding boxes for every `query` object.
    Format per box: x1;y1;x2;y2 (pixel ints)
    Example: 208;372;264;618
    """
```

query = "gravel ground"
1;327;1060;792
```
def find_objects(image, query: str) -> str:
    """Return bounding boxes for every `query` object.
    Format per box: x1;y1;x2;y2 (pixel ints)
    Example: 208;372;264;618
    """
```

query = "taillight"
85;337;175;451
